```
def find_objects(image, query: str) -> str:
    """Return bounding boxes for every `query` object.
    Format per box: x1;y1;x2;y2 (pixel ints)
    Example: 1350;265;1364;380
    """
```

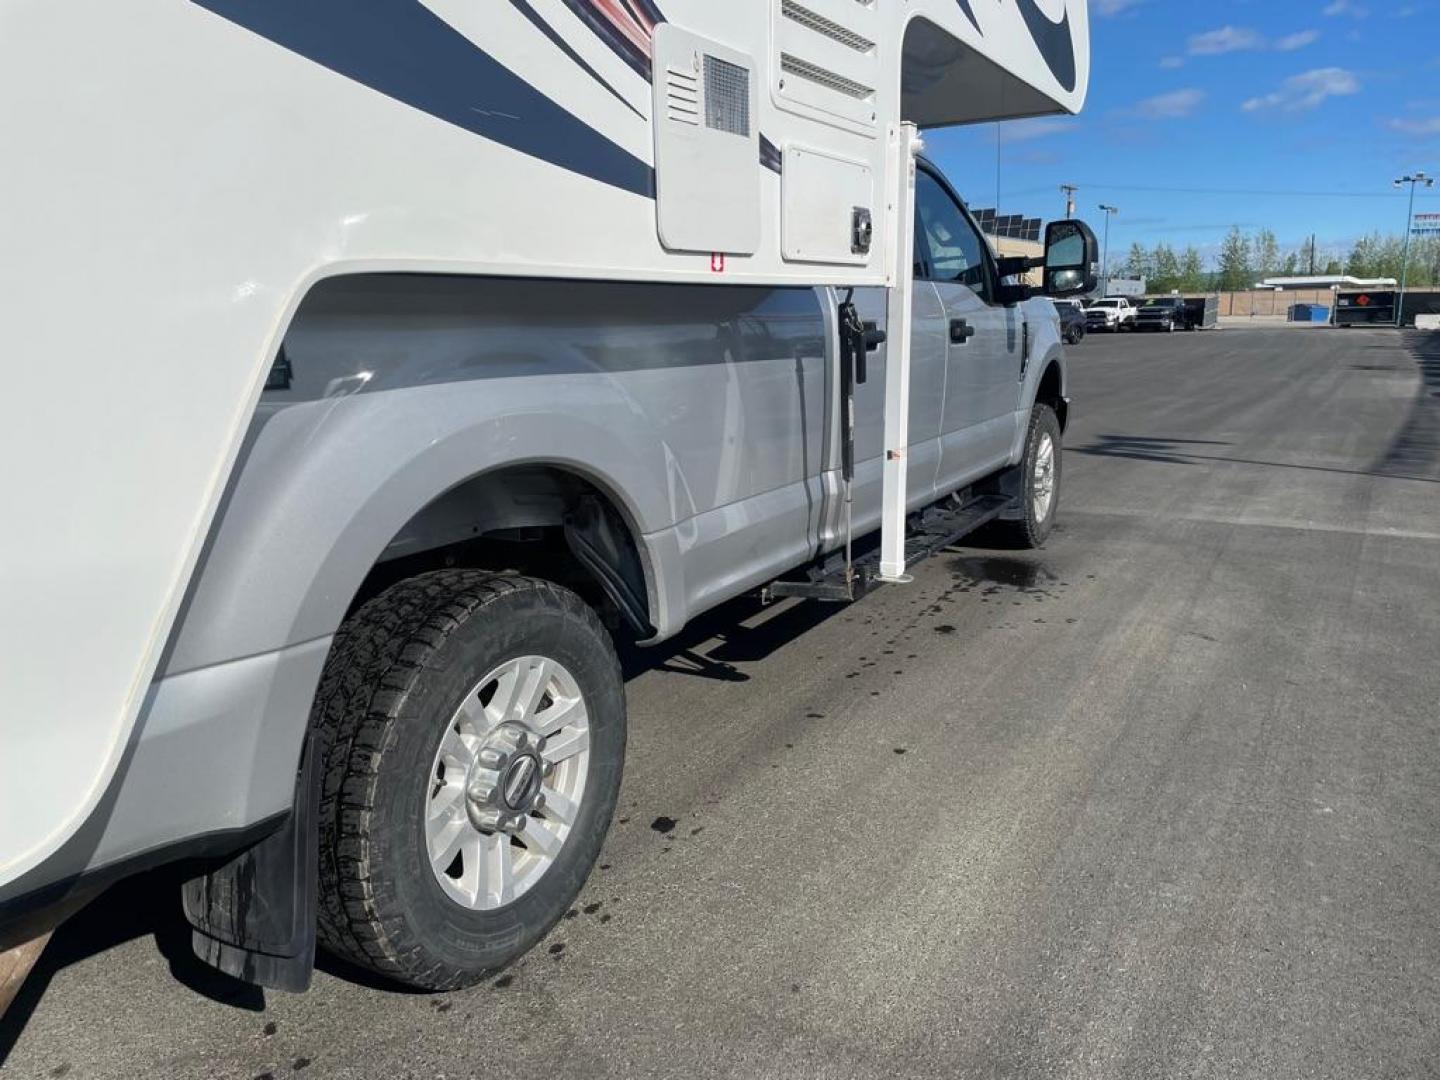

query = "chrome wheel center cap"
501;754;543;811
464;723;547;834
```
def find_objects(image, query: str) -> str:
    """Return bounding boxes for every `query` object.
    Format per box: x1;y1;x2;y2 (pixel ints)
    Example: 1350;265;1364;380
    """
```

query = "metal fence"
1179;289;1440;322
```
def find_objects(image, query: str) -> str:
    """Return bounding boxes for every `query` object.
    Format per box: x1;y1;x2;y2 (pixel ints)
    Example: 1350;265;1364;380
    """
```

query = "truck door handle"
950;319;975;344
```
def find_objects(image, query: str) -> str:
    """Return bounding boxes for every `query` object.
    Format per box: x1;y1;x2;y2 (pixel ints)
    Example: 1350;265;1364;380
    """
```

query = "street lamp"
1098;204;1119;292
1394;171;1435;328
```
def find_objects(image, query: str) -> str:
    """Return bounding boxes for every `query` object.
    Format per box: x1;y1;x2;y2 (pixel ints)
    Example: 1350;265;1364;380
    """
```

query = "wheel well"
1036;361;1067;431
347;465;653;638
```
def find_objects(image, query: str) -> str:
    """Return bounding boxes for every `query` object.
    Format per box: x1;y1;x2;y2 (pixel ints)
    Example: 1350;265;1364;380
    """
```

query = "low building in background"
1255;275;1397;291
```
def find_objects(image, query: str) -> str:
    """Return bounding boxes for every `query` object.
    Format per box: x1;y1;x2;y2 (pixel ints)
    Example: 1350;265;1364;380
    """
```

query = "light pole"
1061;184;1077;218
1394;171;1434;328
1098;204;1119;292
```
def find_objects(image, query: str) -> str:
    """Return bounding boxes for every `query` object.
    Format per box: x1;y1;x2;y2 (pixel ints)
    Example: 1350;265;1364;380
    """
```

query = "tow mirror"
995;254;1035;280
1042;219;1099;298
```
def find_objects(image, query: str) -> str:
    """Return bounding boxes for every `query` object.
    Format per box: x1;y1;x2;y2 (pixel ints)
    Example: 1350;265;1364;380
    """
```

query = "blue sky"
925;0;1440;266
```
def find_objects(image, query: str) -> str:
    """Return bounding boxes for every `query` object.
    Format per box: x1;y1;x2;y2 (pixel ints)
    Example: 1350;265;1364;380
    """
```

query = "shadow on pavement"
618;588;845;680
1;866;264;1063
1372;331;1440;481
1072;434;1231;466
1077;425;1440;485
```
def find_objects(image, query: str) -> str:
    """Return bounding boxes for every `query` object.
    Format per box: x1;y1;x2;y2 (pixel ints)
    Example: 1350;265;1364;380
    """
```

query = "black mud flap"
564;495;655;638
182;729;320;992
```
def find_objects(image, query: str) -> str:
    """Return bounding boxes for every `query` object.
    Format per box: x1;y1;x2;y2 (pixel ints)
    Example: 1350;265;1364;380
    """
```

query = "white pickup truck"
1086;296;1138;332
0;0;1098;1006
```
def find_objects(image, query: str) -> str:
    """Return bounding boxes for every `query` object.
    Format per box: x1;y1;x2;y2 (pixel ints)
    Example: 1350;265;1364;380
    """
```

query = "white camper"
0;0;1095;1001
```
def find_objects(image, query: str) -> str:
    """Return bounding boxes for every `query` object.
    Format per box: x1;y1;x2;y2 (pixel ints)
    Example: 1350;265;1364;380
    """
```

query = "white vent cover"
653;26;760;255
773;0;879;133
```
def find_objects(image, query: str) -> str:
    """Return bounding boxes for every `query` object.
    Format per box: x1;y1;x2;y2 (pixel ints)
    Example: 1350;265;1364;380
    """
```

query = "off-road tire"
313;570;625;990
996;404;1062;548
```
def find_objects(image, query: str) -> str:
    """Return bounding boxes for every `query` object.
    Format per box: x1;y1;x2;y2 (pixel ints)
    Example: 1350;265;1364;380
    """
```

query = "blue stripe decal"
556;0;653;79
192;0;654;198
1014;0;1077;94
507;0;645;122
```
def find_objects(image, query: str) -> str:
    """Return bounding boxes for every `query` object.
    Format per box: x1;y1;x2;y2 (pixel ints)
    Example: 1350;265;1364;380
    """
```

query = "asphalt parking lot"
4;326;1439;1080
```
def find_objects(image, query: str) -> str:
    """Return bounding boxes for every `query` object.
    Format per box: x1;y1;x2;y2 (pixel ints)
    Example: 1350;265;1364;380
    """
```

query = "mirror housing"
994;254;1042;306
1041;219;1100;298
995;254;1039;279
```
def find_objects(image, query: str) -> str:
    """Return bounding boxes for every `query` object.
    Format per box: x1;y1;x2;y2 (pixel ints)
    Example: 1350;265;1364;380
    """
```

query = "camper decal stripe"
1014;0;1078;93
558;0;664;79
191;0;654;198
507;0;645;120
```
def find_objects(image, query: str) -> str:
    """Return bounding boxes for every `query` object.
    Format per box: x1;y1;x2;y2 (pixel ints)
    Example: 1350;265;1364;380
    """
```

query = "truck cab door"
832;279;946;543
914;167;1018;491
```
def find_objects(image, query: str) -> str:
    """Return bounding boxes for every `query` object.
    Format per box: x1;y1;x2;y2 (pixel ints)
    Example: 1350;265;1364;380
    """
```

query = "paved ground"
4;328;1439;1080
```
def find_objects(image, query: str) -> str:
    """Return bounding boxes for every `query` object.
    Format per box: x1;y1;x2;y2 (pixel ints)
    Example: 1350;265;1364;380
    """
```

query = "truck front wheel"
997;404;1062;548
314;570;624;990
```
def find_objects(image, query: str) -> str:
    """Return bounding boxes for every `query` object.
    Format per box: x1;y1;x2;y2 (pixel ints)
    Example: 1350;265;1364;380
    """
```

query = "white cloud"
1188;26;1266;55
1094;0;1144;14
1243;68;1361;112
1323;0;1369;16
1388;116;1440;135
1131;89;1206;119
1159;55;1185;69
1275;29;1320;50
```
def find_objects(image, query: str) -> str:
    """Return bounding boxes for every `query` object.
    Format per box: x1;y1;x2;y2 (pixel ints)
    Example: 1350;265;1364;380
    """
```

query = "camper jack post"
878;122;923;583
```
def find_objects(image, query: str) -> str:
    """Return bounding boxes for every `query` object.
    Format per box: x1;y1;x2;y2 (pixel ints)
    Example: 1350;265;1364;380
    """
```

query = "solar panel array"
971;208;1042;243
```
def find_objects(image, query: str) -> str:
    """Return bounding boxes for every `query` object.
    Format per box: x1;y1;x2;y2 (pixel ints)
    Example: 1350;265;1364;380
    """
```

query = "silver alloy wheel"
1032;432;1056;521
425;655;590;911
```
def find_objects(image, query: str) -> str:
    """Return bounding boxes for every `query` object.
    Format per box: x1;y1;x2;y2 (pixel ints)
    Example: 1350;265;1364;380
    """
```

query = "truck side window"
914;169;991;301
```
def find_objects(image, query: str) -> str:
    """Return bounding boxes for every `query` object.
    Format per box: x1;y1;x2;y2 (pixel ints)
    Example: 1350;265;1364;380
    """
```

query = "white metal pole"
1102;214;1109;291
1397;176;1417;329
878;122;922;583
1393;173;1434;328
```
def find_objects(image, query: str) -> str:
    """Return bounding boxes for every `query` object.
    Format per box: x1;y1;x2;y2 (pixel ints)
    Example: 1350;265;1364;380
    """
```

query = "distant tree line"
1115;228;1440;293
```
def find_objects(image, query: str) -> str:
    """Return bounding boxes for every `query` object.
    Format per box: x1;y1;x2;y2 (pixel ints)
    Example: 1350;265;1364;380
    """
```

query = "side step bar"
764;486;1015;604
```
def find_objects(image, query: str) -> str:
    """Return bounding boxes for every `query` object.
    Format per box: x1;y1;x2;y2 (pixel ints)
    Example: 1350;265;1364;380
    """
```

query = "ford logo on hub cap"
502;754;542;811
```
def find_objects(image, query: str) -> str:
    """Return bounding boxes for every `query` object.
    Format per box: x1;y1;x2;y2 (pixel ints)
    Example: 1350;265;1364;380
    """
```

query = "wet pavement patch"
952;555;1060;593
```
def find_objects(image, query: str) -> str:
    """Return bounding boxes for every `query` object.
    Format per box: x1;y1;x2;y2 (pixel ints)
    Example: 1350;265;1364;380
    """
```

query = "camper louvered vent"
772;0;879;132
703;55;751;136
665;65;700;126
780;0;875;53
779;53;872;100
651;26;759;255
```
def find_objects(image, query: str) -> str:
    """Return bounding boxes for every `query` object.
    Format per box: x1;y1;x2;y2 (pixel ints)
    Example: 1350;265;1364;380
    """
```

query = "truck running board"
764;489;1015;604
